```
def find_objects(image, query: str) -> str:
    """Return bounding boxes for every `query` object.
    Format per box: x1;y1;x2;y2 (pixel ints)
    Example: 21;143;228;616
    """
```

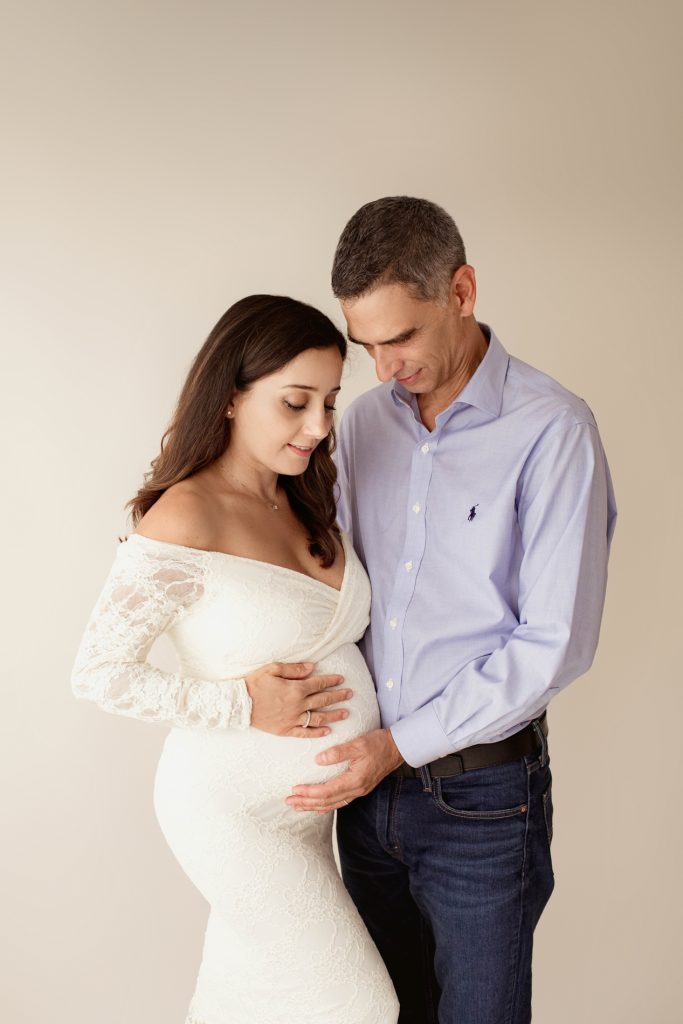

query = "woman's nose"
304;407;329;439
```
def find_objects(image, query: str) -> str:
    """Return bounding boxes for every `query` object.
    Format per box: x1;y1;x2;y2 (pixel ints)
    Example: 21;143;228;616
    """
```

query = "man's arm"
392;418;616;766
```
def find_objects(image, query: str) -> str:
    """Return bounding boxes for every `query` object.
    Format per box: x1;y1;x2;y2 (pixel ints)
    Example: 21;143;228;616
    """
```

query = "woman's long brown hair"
127;295;347;566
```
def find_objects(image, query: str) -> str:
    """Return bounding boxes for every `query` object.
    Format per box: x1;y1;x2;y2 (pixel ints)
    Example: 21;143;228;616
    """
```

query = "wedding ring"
302;709;312;728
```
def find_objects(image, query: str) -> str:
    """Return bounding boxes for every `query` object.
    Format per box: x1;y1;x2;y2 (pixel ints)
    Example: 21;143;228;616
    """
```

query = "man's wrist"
381;727;404;772
390;705;453;768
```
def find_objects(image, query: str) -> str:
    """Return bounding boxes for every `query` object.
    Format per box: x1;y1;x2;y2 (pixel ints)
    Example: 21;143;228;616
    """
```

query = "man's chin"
403;379;431;394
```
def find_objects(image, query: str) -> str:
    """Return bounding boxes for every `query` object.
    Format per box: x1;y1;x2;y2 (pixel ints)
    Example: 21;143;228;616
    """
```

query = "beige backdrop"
2;1;681;1021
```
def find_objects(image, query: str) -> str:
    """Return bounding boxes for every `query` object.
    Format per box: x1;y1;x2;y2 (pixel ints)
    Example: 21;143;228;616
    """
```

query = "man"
287;196;617;1023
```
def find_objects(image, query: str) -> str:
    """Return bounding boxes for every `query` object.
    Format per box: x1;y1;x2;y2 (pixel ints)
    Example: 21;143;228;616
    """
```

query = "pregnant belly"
154;643;380;826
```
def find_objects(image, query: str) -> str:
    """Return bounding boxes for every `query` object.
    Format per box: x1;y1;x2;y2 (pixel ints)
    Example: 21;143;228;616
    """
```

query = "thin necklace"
223;470;280;511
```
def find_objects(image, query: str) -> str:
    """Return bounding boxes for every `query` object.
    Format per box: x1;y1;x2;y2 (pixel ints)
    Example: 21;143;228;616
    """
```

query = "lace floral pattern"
72;533;398;1023
71;540;251;729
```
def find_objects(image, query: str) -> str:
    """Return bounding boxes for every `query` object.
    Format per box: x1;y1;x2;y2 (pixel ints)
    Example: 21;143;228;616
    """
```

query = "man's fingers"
289;795;356;812
327;799;353;812
289;779;347;800
314;741;357;767
291;796;344;808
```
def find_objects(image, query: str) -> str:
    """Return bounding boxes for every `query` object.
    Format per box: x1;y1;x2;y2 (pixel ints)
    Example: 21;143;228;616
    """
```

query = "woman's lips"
287;443;314;458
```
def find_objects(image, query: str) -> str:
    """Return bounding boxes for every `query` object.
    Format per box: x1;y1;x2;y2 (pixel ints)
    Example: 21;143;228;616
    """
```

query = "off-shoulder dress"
72;531;398;1024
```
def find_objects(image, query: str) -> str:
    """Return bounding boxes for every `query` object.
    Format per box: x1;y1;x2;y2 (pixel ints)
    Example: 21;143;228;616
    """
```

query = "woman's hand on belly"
246;661;353;738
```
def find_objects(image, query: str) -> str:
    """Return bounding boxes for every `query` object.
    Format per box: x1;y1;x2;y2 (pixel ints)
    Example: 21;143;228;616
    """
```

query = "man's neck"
417;322;489;431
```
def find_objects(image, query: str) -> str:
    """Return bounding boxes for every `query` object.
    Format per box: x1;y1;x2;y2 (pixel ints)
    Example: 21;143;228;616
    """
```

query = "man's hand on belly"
286;729;404;814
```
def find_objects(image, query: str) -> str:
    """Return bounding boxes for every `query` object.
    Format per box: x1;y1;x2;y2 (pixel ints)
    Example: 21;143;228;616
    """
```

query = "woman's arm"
71;539;251;730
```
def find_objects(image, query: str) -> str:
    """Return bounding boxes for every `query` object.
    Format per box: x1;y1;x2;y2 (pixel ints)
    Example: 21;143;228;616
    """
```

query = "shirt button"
420;443;430;454
386;678;395;690
412;503;421;514
405;560;413;572
389;617;397;629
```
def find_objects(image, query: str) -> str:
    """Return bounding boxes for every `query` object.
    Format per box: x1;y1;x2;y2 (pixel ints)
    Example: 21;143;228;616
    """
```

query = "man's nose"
374;349;402;383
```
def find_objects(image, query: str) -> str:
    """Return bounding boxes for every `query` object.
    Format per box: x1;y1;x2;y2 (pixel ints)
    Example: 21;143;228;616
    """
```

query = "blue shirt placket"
379;422;439;724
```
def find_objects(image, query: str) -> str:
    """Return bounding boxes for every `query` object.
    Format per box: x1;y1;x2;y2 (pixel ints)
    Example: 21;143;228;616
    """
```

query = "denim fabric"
337;742;555;1024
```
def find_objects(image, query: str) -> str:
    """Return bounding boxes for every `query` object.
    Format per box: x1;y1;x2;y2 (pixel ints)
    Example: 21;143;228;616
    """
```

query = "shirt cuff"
390;703;453;768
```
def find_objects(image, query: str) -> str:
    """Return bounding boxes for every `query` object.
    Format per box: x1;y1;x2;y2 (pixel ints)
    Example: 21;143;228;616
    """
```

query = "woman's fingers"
311;709;348;727
290;726;331;738
272;661;315;678
288;707;350;738
308;688;353;710
298;708;349;729
298;673;345;694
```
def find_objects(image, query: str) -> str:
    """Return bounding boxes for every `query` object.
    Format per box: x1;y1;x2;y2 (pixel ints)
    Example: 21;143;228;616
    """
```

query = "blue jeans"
336;736;555;1024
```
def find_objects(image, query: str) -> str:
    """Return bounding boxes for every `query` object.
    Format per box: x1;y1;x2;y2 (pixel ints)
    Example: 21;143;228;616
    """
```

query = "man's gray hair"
331;196;467;303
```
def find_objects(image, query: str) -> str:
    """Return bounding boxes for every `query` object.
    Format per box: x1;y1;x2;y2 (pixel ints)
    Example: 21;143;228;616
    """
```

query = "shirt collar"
390;323;509;420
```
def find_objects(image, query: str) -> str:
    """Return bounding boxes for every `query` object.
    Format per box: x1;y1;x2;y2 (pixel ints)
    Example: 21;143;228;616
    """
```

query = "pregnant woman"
71;295;399;1024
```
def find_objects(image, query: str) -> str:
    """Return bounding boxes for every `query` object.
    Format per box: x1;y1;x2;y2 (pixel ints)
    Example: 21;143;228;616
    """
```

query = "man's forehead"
340;286;426;345
346;324;420;347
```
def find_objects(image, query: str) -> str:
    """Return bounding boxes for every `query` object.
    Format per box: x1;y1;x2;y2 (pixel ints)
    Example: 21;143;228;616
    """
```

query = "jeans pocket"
542;783;554;845
432;766;529;821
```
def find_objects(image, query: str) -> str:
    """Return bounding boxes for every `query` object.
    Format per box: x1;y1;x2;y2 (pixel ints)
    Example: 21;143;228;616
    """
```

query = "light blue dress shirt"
335;326;617;768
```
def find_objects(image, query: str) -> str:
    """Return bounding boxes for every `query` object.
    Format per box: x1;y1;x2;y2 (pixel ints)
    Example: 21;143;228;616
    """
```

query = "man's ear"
449;265;477;318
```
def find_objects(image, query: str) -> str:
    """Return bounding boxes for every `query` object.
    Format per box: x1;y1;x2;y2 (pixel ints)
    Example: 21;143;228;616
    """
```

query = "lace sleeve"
71;539;252;730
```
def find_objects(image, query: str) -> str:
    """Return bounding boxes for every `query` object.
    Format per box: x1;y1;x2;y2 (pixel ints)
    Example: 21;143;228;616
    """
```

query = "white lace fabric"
71;533;399;1024
72;539;252;729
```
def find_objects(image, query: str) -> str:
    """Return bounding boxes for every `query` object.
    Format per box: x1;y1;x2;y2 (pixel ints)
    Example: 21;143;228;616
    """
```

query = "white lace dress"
72;531;398;1024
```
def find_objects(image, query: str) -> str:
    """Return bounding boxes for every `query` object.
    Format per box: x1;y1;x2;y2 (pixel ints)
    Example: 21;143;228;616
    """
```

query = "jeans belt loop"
418;763;433;793
532;717;548;767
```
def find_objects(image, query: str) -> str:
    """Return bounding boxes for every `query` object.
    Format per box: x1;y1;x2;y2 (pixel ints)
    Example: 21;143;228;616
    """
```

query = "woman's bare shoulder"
134;480;222;551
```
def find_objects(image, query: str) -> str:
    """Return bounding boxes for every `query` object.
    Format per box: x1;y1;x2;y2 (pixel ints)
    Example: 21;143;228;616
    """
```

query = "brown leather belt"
391;712;548;779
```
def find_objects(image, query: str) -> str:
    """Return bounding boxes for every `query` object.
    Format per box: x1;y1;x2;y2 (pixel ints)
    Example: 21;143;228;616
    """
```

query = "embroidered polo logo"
467;505;479;521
